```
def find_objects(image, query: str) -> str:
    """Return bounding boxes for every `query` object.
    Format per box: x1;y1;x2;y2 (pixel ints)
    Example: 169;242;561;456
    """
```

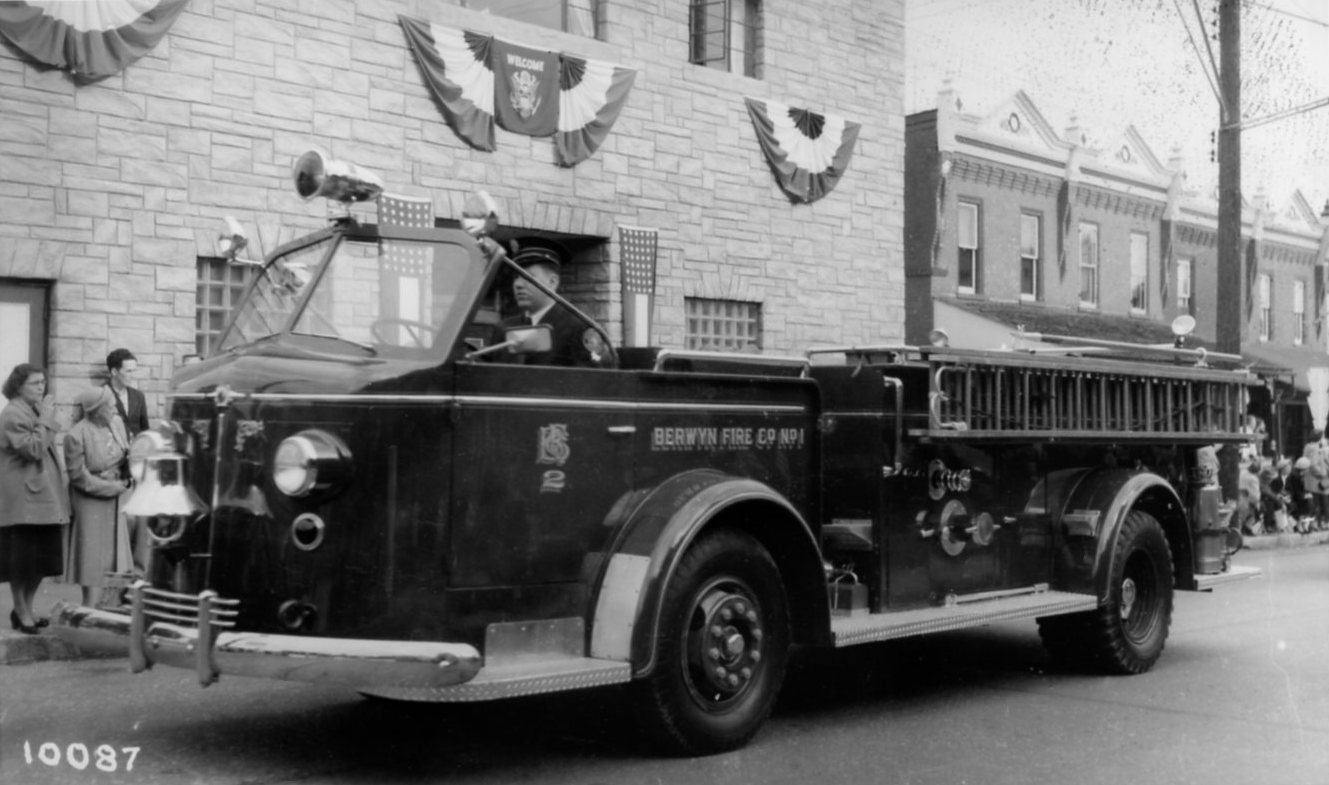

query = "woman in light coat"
0;364;70;633
64;386;133;607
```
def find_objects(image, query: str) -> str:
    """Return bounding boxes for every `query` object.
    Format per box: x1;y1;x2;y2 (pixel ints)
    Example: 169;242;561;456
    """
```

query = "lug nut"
750;650;762;662
721;608;733;621
734;601;747;614
710;624;723;637
727;673;740;687
740;667;752;680
714;666;727;680
708;647;721;660
746;610;757;623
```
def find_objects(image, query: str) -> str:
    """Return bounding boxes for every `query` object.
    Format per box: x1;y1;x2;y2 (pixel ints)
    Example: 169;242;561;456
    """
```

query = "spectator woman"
0;364;70;634
64;386;133;607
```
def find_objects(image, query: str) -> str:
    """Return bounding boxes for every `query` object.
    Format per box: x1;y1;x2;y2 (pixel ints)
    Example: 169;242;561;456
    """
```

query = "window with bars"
689;0;761;78
1019;213;1040;300
957;201;980;295
1294;279;1306;345
1177;258;1192;312
1078;222;1099;307
196;257;254;356
1257;274;1272;342
685;297;762;352
459;0;597;36
1129;232;1149;314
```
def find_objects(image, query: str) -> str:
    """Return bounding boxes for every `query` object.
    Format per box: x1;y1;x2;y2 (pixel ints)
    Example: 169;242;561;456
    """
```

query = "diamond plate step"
358;655;631;703
831;589;1099;647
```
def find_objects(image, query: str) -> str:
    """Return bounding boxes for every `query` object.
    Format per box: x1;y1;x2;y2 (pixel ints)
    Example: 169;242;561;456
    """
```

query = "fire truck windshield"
217;233;482;360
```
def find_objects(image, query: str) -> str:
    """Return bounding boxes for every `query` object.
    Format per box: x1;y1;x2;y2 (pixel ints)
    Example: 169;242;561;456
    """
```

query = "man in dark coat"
104;348;149;436
489;238;611;368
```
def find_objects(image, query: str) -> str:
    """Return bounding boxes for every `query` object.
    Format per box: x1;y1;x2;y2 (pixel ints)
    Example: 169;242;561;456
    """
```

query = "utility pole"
1216;0;1242;355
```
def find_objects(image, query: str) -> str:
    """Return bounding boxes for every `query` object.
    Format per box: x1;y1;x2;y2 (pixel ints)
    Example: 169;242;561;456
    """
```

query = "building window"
1257;273;1272;342
1078;222;1099;307
1294;279;1306;346
1177;258;1192;312
957;201;980;295
685;297;761;351
1019;213;1040;301
1129;232;1149;314
460;0;597;36
196;257;254;356
689;0;761;78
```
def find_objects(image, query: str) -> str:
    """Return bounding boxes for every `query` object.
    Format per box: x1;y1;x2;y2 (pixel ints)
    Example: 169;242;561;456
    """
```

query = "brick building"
905;85;1329;455
0;0;905;422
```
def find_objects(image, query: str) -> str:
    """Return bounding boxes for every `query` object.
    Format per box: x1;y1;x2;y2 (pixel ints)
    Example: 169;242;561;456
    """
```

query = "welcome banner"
400;15;635;167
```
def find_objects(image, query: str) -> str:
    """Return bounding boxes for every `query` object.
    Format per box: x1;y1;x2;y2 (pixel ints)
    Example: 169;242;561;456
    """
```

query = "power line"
1245;0;1329;28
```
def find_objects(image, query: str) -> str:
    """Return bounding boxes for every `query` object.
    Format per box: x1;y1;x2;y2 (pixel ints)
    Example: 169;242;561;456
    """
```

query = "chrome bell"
123;453;207;544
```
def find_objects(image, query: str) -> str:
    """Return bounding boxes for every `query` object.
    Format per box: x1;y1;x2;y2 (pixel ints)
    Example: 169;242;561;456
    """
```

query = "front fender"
588;469;826;676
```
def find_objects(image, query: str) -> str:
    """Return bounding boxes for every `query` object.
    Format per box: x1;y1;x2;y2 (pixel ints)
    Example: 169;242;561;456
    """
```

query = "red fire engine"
54;152;1258;755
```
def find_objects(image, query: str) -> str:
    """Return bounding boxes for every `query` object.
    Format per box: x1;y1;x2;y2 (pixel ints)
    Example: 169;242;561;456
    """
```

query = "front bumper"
51;582;481;690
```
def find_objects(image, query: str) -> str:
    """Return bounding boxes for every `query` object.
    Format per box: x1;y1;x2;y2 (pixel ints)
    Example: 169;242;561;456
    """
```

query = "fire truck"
55;152;1259;755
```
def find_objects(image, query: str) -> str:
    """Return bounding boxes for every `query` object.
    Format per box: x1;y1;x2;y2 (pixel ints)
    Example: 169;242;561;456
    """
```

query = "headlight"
273;430;351;497
128;431;172;482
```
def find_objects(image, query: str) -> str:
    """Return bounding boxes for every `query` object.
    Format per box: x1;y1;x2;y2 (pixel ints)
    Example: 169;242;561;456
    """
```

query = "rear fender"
1053;468;1189;597
589;469;827;677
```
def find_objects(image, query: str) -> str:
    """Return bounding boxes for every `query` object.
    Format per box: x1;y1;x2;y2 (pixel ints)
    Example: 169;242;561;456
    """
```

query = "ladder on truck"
923;335;1257;443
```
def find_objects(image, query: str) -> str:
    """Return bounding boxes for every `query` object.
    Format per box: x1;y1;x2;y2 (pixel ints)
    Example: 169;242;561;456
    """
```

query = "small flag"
619;226;658;347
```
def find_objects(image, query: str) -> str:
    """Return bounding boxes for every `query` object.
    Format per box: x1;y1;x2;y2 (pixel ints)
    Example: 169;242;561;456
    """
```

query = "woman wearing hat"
64;386;133;606
0;363;70;634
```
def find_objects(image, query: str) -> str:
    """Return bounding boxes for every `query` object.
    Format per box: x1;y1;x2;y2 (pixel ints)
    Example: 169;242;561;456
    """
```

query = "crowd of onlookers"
1;350;149;634
1237;424;1329;537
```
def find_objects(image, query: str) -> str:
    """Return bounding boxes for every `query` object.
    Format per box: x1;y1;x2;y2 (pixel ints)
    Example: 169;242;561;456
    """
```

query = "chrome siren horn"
292;150;384;204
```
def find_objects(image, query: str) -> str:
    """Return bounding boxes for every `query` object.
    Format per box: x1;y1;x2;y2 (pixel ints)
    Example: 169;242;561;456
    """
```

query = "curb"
0;629;119;666
1240;530;1329;550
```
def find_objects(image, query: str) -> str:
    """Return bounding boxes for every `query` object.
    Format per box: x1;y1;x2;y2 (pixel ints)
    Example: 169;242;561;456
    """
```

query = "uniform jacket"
0;397;71;527
105;383;149;436
490;305;607;368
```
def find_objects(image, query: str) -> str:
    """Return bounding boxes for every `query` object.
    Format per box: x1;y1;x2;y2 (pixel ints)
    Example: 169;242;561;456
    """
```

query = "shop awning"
1240;342;1329;393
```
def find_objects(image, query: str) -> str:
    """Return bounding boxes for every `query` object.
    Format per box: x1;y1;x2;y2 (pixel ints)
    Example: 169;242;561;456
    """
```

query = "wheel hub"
1120;576;1137;620
691;589;763;698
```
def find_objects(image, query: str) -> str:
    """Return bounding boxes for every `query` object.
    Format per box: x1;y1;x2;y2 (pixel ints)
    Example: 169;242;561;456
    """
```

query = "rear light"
272;430;352;497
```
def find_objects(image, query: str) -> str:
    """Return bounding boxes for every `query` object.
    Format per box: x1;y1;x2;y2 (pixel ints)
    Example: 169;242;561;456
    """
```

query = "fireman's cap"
509;236;568;271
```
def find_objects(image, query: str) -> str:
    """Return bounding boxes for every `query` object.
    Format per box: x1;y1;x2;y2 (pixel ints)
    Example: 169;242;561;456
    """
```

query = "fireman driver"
490;237;611;368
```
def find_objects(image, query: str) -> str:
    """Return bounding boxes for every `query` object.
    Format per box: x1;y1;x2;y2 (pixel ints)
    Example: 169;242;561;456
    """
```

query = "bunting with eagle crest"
744;98;860;204
399;15;635;167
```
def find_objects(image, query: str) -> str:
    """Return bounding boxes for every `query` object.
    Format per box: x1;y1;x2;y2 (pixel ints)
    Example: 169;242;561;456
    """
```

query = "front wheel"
633;529;790;756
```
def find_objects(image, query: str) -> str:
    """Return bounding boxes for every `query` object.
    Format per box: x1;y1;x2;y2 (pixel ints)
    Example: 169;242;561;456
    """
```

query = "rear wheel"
634;529;790;755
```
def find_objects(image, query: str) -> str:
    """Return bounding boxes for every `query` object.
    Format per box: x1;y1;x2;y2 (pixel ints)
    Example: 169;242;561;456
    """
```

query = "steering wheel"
370;319;434;348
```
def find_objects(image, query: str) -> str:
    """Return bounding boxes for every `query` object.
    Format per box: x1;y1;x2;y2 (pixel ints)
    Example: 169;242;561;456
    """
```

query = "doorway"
0;279;50;374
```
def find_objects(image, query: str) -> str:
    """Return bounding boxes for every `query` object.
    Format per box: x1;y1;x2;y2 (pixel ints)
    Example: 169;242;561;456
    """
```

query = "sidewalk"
0;580;108;665
1240;528;1329;550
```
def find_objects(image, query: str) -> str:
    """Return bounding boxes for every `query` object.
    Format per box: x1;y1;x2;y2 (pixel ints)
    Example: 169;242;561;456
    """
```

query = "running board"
358;656;631;703
1193;564;1262;591
831;589;1099;647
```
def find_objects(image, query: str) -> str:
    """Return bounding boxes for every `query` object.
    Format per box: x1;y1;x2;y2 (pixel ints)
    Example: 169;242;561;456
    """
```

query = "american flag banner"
379;195;435;344
619;226;658;347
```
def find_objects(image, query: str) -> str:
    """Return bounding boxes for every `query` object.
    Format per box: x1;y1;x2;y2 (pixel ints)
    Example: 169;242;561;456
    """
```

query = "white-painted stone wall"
0;0;905;419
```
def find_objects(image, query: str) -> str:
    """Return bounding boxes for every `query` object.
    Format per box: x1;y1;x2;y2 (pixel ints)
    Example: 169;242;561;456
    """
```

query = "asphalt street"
0;546;1325;785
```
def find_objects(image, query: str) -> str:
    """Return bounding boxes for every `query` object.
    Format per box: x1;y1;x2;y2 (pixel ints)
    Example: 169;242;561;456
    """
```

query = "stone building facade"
0;0;906;421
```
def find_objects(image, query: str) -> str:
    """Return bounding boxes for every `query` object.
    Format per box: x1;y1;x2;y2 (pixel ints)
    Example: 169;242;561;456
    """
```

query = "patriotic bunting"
558;55;636;167
0;0;189;81
399;15;636;167
744;98;860;204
